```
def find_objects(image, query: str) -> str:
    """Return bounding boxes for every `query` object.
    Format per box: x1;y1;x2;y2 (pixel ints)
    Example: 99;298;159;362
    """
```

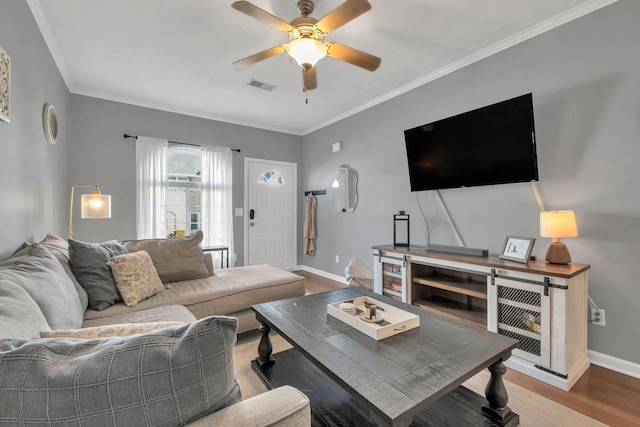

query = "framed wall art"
0;45;10;123
499;235;535;263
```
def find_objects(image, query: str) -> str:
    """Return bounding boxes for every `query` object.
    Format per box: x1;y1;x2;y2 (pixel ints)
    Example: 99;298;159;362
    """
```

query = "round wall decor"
43;103;58;145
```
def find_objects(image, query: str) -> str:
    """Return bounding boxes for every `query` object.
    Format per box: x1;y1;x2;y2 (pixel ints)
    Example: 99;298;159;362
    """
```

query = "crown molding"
301;0;620;135
70;86;303;136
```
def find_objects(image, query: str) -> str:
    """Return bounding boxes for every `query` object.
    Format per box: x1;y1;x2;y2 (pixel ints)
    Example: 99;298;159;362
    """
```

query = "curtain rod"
123;134;240;152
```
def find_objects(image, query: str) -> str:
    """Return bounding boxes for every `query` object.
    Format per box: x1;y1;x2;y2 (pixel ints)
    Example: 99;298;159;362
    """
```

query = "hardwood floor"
291;270;640;426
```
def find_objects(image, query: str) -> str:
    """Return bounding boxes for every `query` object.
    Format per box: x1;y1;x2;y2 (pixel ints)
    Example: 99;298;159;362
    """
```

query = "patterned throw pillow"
0;316;241;427
109;251;165;307
40;321;186;339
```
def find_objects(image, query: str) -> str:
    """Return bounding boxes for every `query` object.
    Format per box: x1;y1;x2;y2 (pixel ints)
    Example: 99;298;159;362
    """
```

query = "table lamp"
68;185;111;239
540;210;578;264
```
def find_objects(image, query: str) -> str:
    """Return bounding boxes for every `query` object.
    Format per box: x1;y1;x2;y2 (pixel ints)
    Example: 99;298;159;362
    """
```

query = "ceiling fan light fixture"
286;38;326;69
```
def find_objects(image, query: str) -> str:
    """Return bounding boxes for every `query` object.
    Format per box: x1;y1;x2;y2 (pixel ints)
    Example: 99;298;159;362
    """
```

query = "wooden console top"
372;244;590;279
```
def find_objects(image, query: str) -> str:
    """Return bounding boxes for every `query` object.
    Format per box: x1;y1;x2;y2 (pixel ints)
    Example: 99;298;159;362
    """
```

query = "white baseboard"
296;265;349;285
297;266;640;381
588;349;640;379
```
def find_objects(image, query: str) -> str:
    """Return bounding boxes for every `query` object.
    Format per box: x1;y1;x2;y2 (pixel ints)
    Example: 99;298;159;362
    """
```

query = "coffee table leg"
481;361;520;426
255;314;275;369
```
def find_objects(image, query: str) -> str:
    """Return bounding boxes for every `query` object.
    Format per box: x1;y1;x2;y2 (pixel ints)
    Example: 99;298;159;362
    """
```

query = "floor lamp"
68;185;111;239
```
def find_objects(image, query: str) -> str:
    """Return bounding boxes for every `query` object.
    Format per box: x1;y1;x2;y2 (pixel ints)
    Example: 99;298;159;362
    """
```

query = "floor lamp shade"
540;210;578;264
81;193;111;218
68;185;111;239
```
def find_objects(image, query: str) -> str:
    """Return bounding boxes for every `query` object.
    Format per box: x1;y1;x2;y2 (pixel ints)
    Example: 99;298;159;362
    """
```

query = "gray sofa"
0;233;309;426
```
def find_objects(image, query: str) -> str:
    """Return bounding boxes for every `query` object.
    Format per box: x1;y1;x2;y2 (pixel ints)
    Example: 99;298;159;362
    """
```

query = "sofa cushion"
0;280;52;340
82;305;197;328
39;234;90;311
69;239;129;311
83;265;306;328
40;321;186;339
188;386;311;427
122;231;210;283
0;316;241;427
110;251;165;307
0;244;84;331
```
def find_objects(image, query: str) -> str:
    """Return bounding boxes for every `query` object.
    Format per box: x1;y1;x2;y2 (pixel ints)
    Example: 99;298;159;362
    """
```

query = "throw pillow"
39;234;90;311
0;316;241;427
109;251;165;307
0;244;84;330
121;230;209;282
40;321;185;339
0;280;52;340
68;239;129;311
38;234;69;256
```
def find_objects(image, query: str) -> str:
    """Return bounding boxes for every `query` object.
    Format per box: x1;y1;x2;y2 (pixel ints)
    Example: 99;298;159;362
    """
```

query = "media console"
372;244;591;390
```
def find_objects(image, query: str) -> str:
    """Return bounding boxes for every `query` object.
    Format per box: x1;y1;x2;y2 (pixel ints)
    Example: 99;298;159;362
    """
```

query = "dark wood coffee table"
251;287;519;426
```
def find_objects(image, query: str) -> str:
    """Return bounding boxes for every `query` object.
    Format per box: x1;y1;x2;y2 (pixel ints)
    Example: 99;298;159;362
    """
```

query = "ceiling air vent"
247;79;276;91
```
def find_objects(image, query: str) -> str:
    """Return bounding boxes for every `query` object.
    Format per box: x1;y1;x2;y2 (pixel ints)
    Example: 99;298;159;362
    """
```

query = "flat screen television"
404;93;539;192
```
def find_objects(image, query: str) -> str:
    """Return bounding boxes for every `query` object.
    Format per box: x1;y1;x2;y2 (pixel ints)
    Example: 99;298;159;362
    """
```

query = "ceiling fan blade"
231;1;294;33
303;66;318;91
233;45;287;69
315;0;371;34
325;41;381;71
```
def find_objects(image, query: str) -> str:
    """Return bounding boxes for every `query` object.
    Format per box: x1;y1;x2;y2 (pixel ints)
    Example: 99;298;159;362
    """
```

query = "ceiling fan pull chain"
303;69;309;103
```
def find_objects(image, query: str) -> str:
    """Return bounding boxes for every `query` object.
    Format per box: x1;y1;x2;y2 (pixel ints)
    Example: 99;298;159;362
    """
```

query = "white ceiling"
28;0;616;135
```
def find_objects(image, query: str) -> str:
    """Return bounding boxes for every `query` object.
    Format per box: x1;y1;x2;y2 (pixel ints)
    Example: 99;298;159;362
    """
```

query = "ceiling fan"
231;0;381;95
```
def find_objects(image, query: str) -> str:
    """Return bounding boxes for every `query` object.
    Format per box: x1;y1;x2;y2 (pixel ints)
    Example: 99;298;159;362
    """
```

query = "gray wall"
0;1;69;259
2;0;638;367
67;95;302;266
301;0;640;364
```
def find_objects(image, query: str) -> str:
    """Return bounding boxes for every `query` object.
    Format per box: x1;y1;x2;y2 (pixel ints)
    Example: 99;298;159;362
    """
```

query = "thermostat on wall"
332;141;342;152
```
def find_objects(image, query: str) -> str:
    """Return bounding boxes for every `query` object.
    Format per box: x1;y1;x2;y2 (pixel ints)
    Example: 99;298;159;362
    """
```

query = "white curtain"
136;136;168;239
201;145;234;267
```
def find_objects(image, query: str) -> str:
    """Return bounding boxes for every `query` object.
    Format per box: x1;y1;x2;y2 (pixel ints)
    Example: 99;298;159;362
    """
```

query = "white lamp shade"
540;210;578;238
81;194;111;218
286;38;326;69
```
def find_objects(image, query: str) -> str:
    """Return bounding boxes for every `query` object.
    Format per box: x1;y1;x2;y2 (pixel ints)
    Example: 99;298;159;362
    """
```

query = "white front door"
244;158;297;270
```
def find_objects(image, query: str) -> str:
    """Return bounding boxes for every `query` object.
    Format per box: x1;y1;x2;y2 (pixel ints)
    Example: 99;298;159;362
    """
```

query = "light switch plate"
332;142;342;152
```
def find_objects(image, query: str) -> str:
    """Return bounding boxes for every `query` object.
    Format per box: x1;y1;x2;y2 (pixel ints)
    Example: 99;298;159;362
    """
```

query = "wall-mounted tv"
404;93;539;192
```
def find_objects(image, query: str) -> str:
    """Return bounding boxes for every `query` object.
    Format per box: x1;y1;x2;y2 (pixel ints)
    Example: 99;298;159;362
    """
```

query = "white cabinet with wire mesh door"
372;244;590;391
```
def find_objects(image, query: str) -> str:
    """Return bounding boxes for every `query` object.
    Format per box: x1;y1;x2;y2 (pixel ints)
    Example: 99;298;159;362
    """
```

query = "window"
258;170;285;185
136;136;234;265
166;145;201;238
189;212;201;232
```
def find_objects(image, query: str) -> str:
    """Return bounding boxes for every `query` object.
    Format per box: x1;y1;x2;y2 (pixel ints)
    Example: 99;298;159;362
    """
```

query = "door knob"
250;209;255;220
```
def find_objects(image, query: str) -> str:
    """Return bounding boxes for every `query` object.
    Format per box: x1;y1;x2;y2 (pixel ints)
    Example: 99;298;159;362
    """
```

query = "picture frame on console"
500;236;535;263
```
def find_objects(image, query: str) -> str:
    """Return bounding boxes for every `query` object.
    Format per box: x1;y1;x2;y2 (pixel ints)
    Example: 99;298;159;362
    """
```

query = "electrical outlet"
591;308;606;326
335;255;340;264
